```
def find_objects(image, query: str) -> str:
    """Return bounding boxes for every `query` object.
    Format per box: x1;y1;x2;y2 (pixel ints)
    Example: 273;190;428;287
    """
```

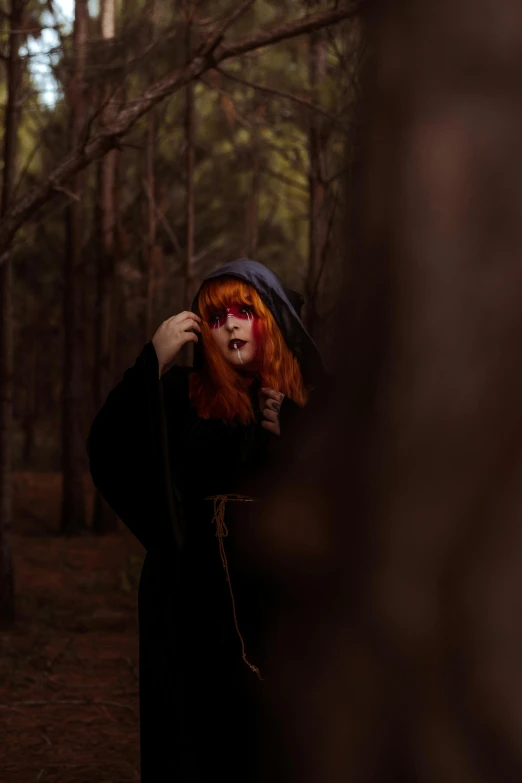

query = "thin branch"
216;65;350;129
12;135;45;200
313;188;340;302
0;28;46;35
265;166;309;193
216;3;358;60
199;74;254;134
52;183;81;202
141;175;183;259
0;1;359;256
198;0;256;55
79;76;124;152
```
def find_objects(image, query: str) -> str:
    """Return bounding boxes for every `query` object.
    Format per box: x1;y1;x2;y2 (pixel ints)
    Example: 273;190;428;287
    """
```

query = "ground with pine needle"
0;474;145;783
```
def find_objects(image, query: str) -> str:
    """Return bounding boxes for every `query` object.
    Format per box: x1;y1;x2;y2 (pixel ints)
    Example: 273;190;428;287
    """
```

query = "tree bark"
60;0;89;536
178;13;196;365
183;29;195;311
92;0;119;535
0;0;22;627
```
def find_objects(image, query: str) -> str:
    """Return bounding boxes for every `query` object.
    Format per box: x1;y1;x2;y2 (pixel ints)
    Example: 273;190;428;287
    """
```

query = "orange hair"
189;277;308;425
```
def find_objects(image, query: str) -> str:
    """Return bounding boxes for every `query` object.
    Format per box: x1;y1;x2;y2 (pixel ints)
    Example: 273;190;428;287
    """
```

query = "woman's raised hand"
259;387;284;436
152;311;202;376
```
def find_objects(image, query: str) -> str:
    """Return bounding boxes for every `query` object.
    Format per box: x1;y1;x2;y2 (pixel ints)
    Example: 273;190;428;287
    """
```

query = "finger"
261;420;280;436
167;313;200;328
263;408;278;424
173;310;201;323
268;399;281;412
180;313;202;326
178;318;202;333
261;388;284;402
182;332;198;344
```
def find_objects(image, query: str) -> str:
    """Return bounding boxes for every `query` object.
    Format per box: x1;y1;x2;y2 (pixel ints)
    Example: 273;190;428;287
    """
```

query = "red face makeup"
209;303;257;329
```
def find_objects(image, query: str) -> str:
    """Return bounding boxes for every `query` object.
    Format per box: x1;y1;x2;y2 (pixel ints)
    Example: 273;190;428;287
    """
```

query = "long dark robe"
87;260;324;781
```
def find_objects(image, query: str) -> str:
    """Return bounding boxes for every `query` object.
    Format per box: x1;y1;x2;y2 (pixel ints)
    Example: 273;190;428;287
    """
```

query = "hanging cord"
205;494;263;681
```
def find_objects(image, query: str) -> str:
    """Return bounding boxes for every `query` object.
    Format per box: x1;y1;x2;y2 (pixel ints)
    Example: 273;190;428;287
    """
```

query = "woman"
87;258;324;782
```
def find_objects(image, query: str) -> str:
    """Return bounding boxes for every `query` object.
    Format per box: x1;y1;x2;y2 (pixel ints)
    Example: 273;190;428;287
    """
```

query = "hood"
190;258;324;386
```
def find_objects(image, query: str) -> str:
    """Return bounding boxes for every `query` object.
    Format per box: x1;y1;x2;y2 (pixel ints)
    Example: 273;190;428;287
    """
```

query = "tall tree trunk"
305;31;328;338
140;1;164;344
0;0;22;627
176;16;196;366
60;0;88;535
144;110;159;337
92;0;119;534
260;1;522;781
184;78;195;310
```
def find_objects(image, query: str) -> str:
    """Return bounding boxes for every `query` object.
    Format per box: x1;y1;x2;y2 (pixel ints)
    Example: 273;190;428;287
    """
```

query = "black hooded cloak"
87;259;324;782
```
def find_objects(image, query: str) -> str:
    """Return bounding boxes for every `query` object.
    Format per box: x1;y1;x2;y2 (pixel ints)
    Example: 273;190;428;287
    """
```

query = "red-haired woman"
87;259;324;782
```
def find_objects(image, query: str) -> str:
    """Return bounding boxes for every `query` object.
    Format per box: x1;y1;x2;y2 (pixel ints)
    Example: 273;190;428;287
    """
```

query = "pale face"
208;303;258;370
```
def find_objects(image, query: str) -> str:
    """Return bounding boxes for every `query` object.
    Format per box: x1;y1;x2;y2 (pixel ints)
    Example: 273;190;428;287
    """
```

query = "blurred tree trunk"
0;0;22;626
259;1;522;782
60;0;88;536
92;0;119;534
305;31;328;338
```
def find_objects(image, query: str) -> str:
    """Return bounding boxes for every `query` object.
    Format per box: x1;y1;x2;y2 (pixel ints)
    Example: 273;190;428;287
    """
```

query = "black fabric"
87;259;323;781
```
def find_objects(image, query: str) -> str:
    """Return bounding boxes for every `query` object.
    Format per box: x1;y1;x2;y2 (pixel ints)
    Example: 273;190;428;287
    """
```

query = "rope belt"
204;494;262;680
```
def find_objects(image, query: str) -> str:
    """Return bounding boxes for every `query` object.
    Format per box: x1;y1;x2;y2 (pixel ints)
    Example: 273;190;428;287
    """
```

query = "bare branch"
265;165;309;193
198;0;256;57
52;183;81;202
313;187;340;301
0;1;359;255
216;65;350;129
215;3;358;60
12;134;44;200
141;176;183;259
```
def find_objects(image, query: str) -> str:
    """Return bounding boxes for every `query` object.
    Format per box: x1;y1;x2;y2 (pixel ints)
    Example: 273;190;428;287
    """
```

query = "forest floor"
0;473;145;783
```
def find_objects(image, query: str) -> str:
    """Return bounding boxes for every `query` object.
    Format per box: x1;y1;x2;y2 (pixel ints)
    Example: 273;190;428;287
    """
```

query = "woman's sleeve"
278;395;303;434
87;341;175;551
263;376;333;464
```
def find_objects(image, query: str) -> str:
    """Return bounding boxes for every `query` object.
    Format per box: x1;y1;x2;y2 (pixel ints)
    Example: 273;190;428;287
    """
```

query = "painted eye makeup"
210;311;226;326
209;304;256;329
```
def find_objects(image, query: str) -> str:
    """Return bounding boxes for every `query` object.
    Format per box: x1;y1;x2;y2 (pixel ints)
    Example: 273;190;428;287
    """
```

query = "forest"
3;0;522;781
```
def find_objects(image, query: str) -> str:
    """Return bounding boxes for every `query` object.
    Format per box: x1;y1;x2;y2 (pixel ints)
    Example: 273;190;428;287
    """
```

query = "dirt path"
0;474;145;783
